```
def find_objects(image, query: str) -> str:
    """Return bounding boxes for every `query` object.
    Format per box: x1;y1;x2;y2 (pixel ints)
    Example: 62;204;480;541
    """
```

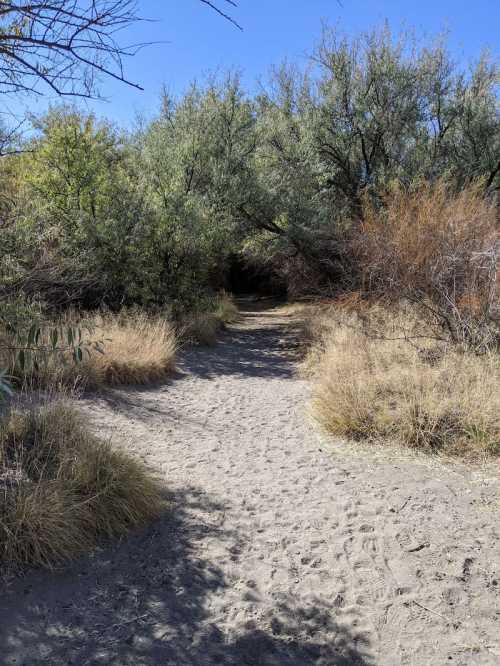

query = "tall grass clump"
3;312;177;391
78;312;177;387
213;292;239;325
309;306;500;457
181;313;220;346
0;401;163;570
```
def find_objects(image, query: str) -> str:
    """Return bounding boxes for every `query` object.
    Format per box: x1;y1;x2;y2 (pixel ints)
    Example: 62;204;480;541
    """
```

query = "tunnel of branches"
227;256;287;298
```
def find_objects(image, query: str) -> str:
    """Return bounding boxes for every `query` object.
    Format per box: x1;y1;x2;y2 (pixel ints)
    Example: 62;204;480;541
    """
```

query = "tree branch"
199;0;242;31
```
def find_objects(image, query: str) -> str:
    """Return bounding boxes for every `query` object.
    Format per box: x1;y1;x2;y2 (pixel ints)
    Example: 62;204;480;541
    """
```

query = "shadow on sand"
0;485;374;665
178;298;306;381
178;323;302;380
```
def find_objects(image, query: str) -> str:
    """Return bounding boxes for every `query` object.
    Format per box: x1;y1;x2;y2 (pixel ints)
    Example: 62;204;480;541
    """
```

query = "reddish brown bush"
355;181;499;349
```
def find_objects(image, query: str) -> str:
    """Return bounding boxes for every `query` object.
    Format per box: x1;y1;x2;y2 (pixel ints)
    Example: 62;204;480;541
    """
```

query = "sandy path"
1;303;499;665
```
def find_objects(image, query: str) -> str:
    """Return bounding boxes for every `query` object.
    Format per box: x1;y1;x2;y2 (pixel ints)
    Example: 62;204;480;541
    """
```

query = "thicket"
1;27;497;317
355;181;499;351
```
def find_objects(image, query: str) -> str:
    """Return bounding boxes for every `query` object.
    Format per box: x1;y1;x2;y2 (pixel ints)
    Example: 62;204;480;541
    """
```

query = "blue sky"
11;0;500;126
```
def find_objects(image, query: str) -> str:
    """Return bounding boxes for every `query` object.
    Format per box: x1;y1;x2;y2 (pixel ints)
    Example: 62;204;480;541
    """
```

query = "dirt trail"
1;303;499;665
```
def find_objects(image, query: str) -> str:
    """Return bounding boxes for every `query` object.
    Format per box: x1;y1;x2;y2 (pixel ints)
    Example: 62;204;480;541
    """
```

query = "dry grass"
79;313;177;387
214;292;239;325
181;293;239;346
11;312;177;391
307;305;500;457
276;300;344;370
0;401;164;570
182;312;220;346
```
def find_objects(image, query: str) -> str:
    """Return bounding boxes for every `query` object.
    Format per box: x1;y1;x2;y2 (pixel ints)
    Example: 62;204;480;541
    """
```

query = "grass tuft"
181;293;239;346
214;292;239;325
81;313;177;388
182;313;219;346
0;401;164;570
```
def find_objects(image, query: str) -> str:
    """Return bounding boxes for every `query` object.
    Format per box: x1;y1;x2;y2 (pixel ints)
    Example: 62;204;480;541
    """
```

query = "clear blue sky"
15;0;500;126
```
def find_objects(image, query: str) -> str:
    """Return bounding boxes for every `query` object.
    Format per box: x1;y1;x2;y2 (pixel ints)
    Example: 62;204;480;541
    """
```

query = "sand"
1;303;499;665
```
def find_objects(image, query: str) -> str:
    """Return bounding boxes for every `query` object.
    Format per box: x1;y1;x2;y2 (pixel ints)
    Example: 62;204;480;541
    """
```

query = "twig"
199;0;242;30
407;542;430;553
397;496;411;512
409;600;450;623
110;613;150;630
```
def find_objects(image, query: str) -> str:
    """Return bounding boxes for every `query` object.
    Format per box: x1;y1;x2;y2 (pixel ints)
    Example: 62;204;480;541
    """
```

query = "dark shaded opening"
228;255;286;297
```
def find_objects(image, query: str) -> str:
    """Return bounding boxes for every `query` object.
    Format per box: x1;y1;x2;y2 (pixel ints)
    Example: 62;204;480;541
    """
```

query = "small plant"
0;297;102;396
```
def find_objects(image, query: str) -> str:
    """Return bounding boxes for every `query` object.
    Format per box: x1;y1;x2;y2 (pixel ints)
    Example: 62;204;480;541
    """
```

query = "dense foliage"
1;26;498;316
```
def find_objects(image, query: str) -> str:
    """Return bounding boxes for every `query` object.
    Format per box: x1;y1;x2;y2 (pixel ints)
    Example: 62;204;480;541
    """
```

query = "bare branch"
0;1;245;100
0;1;145;98
199;0;242;31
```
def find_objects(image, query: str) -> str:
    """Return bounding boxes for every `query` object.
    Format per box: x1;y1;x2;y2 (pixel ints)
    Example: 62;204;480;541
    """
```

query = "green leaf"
50;328;59;348
27;324;39;347
0;370;13;400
